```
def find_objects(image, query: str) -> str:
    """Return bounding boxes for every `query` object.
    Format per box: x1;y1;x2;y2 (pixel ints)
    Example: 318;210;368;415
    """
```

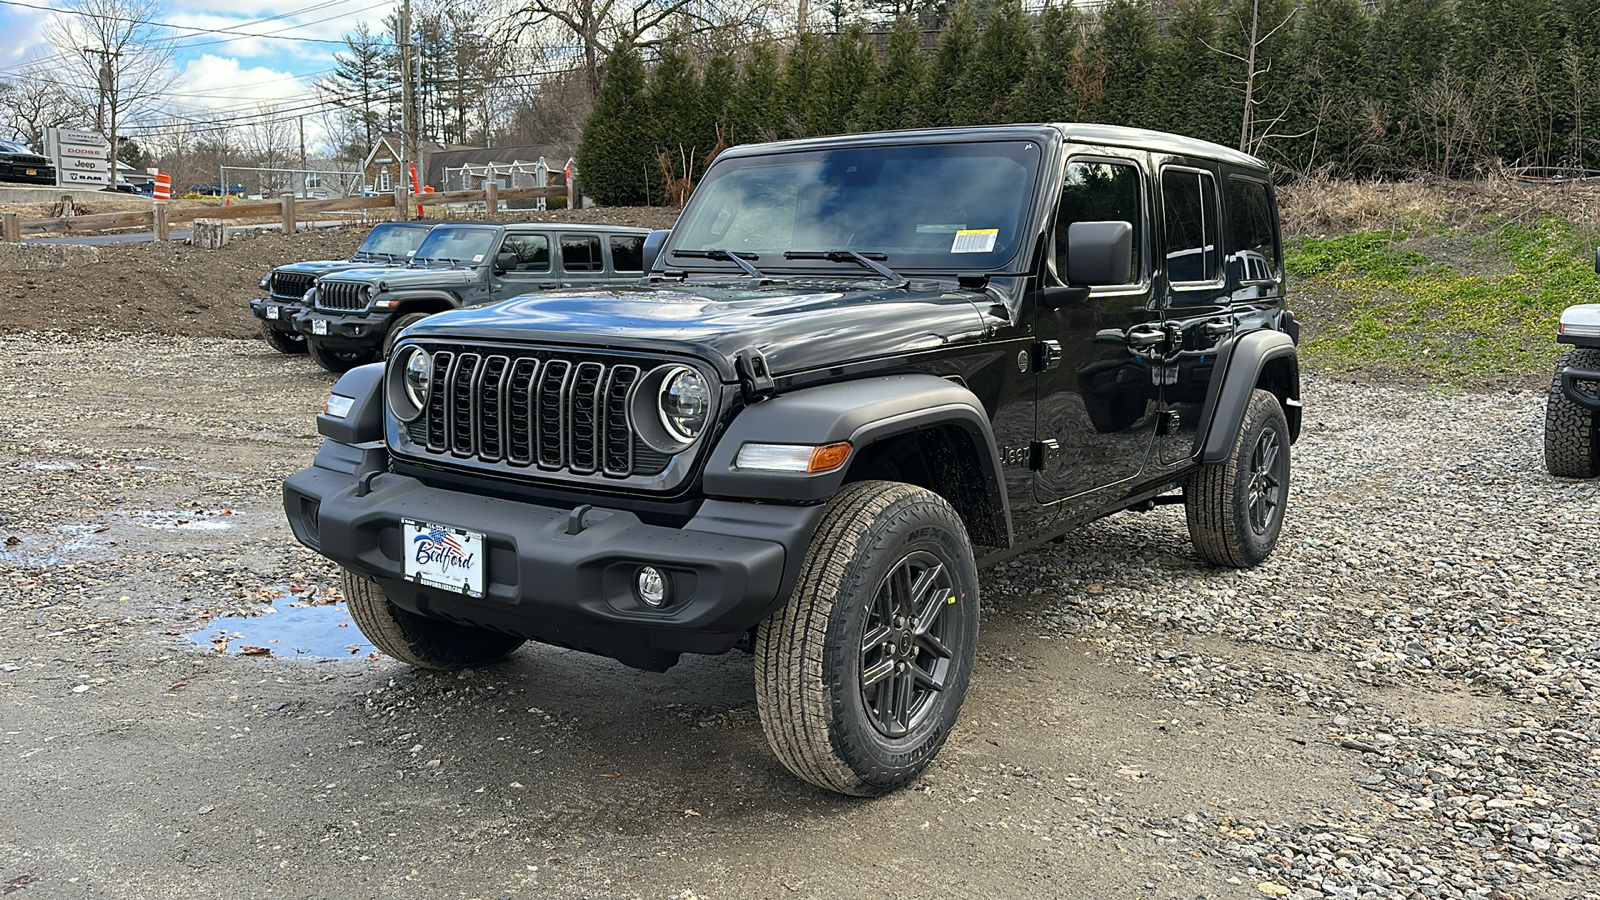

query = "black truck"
249;221;434;354
285;124;1302;795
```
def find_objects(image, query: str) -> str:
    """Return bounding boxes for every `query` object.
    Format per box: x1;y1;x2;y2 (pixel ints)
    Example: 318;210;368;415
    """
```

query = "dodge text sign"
45;127;111;188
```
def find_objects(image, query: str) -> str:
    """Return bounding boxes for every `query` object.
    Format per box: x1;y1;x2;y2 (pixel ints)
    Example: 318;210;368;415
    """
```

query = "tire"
1185;388;1291;568
754;480;981;796
260;320;307;354
382;312;432;360
341;568;524;670
1543;347;1600;478
308;338;375;374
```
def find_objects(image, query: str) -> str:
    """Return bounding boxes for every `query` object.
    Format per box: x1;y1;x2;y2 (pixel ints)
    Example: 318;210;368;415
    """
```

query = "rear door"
557;233;607;288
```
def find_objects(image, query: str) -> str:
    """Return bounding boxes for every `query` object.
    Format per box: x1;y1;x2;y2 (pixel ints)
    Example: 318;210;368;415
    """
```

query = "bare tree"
45;0;177;176
1204;0;1297;153
0;65;89;149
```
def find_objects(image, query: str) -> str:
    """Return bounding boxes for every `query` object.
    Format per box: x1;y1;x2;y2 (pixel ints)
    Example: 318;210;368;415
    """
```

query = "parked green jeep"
249;221;434;354
290;222;653;372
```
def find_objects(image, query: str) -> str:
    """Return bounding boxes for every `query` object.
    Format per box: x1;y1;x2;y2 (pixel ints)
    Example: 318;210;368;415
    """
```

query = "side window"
1161;168;1221;284
1056;160;1143;285
560;234;603;272
500;234;550;272
1225;176;1280;282
608;234;644;273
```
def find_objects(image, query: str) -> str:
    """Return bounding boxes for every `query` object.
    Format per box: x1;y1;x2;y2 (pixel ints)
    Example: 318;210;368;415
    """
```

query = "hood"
404;280;992;380
276;259;387;277
321;265;480;290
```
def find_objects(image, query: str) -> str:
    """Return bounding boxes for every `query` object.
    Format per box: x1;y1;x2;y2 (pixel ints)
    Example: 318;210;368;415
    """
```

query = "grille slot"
270;272;314;299
404;347;674;480
317;281;368;312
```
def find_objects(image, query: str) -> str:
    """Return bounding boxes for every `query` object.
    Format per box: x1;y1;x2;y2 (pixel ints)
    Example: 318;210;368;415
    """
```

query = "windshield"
355;223;429;260
411;227;496;266
670;140;1042;272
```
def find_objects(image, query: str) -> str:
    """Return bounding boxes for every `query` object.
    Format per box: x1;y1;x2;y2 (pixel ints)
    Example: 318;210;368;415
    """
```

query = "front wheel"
1185;388;1291;568
1544;347;1600;478
754;481;980;796
308;338;375;374
260;320;307;354
341;569;525;669
381;311;433;360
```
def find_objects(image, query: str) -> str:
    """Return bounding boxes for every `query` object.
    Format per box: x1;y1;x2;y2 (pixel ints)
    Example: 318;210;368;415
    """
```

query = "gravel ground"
0;335;1596;899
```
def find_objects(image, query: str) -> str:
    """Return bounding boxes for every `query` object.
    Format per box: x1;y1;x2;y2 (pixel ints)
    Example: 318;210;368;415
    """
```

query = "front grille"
317;281;368;312
270;272;314;299
404;346;663;479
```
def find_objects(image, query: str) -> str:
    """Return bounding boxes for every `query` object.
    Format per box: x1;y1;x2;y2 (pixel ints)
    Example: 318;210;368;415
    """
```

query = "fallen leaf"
598;772;621;778
3;536;19;547
240;646;272;657
682;809;701;817
168;682;187;692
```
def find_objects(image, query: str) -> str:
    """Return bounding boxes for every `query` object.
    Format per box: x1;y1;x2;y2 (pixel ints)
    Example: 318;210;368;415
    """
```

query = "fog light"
636;566;669;608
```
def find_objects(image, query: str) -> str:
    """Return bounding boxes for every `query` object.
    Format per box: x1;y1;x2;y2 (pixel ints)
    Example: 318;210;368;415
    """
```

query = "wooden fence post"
192;218;230;250
393;184;408;220
152;202;169;242
280;192;297;234
1;212;19;243
485;181;499;216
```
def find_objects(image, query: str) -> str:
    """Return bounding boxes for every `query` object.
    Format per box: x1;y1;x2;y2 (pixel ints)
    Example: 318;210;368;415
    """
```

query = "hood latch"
735;348;775;402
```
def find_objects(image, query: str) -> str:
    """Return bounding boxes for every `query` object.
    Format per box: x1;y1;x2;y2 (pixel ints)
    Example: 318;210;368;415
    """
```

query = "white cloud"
169;53;309;110
162;1;399;62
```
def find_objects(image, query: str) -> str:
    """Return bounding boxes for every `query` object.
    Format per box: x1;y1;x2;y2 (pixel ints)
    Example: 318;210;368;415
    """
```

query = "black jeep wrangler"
285;125;1302;795
290;222;652;373
249;221;434;355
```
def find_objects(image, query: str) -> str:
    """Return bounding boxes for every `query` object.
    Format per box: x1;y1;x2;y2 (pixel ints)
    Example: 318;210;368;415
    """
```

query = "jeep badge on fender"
283;124;1303;796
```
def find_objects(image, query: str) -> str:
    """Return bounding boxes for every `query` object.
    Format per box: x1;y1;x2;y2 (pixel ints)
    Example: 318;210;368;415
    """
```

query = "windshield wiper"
671;248;768;279
783;250;908;287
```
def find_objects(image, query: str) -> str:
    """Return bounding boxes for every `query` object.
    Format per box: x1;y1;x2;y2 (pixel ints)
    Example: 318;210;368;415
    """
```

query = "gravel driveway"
0;335;1596;900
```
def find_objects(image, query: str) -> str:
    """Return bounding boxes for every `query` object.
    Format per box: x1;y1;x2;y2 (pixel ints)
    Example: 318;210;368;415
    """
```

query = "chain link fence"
215;166;364;201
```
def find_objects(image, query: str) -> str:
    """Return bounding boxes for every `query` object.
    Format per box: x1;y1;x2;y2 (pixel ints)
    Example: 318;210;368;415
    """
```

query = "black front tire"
1544;347;1600;478
382;312;433;360
308;338;375;374
754;481;980;796
341;569;525;670
1186;388;1291;568
260;320;307;354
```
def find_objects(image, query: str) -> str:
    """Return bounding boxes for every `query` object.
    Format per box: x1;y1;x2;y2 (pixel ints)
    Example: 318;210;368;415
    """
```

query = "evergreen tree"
1219;0;1298;154
700;47;738;156
1282;0;1368;171
575;42;652;205
646;39;706;179
782;31;830;137
1093;0;1158;127
857;15;930;130
1453;0;1564;167
320;23;395;159
817;24;879;135
1007;2;1079;123
1150;0;1228;144
1363;0;1451;174
952;0;1031;125
732;43;786;144
924;2;978;126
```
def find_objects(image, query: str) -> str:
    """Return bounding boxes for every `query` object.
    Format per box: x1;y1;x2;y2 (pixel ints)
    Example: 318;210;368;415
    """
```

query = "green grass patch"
1287;216;1600;385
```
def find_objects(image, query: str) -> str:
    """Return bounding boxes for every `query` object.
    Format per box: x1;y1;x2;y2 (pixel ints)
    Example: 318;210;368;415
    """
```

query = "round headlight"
657;366;709;444
403;348;431;410
388;347;430;422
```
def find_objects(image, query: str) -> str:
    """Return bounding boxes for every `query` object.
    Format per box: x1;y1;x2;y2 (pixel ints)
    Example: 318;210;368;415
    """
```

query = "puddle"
184;586;375;661
128;508;239;531
0;522;112;566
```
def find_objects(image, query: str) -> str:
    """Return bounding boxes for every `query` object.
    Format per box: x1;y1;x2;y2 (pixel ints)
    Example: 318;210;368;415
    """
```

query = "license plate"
25;169;36;176
403;519;485;599
312;318;327;335
266;305;280;320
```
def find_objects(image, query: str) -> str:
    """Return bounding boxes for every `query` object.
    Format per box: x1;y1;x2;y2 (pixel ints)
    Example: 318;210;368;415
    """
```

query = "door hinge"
735;348;775;402
1031;339;1063;372
1029;438;1060;470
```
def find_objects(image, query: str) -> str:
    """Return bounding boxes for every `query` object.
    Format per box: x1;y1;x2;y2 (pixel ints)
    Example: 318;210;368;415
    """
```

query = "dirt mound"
0;207;681;338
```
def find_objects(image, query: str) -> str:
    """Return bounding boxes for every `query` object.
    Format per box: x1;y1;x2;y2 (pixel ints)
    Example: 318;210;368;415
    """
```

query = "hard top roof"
718;123;1269;172
421;220;651;234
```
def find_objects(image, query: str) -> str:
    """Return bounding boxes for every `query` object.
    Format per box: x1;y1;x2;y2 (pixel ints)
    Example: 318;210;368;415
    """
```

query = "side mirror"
1065;221;1133;288
642;229;670;273
493;250;519;274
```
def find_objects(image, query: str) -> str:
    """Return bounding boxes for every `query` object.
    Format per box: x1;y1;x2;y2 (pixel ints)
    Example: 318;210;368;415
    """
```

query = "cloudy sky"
0;0;400;149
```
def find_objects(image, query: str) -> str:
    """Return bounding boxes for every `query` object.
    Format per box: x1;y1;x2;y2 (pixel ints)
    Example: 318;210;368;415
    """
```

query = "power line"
0;0;381;45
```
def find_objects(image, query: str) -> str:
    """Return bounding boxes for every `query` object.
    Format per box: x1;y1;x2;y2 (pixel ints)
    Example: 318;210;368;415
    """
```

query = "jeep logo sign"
44;126;111;187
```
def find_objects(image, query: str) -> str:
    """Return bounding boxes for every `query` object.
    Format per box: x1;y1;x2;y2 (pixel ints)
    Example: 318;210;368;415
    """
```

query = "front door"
1033;153;1162;508
493;232;556;301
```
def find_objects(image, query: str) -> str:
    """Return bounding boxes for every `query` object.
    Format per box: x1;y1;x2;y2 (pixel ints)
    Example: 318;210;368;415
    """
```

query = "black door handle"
1202;320;1233;338
1126;327;1166;348
538;282;559;289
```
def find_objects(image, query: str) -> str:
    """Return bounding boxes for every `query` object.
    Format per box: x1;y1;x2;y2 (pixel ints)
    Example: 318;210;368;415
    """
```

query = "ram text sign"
45;127;111;187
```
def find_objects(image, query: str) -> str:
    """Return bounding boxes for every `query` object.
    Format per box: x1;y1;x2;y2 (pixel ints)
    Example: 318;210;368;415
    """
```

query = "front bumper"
291;309;392;348
1560;365;1600;412
250;298;303;332
283;441;823;671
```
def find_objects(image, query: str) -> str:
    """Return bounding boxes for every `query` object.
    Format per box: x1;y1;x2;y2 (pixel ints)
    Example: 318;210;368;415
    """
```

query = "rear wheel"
382;311;432;359
754;481;980;796
1544;347;1600;478
1186;388;1291;568
260;320;306;354
308;338;374;373
341;568;524;669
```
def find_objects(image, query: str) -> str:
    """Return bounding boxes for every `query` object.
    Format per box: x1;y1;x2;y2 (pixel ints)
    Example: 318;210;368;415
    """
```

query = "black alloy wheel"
1246;427;1284;535
858;550;959;738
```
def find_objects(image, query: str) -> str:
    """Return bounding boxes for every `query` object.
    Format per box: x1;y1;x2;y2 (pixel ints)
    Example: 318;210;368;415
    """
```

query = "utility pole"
84;47;122;183
298;115;306;170
399;0;413;195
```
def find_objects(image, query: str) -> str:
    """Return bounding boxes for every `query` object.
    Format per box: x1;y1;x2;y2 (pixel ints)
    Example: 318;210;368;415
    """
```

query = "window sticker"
952;229;998;253
472;254;484;262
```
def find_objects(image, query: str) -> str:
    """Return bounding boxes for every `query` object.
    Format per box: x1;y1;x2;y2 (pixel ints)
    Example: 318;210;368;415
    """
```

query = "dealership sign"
45;127;110;187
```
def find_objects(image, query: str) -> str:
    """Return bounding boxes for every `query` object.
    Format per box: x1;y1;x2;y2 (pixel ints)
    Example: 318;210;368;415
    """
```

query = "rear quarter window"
608;234;645;273
1225;176;1280;282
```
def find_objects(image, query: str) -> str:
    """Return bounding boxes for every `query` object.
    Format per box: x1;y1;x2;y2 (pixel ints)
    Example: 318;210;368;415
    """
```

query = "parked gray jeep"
1544;248;1600;477
290;222;652;372
249;221;434;354
285;124;1301;795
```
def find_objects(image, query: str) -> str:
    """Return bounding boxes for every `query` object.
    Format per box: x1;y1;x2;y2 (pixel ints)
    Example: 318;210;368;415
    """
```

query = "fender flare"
702;374;1012;546
377;289;462;313
1195;329;1300;465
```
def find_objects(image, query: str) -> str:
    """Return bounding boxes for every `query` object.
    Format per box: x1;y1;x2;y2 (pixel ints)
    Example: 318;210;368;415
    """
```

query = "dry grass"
1279;175;1600;237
